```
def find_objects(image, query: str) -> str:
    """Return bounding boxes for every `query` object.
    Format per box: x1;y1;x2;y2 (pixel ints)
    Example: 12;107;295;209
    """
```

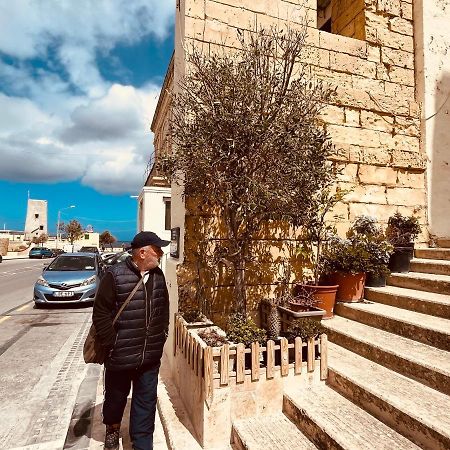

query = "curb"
157;359;202;450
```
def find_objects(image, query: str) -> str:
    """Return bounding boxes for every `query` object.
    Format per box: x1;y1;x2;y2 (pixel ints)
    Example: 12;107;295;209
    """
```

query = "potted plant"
320;234;371;302
292;189;346;319
386;213;421;273
347;216;393;287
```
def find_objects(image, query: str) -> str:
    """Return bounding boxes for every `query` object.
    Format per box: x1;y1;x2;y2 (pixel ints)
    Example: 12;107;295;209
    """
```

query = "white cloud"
0;1;173;194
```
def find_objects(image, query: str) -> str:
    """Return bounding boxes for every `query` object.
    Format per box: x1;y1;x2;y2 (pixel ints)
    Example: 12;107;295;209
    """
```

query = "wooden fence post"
220;344;230;385
251;342;260;381
280;338;289;376
236;344;245;383
204;346;213;405
294;337;302;375
307;337;315;372
266;340;274;379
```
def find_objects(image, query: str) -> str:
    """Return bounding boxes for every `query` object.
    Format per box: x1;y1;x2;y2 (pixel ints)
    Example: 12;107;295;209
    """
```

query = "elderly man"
92;231;170;450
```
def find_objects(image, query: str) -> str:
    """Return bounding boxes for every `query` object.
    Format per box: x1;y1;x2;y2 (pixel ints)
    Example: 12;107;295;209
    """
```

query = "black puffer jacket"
92;256;169;371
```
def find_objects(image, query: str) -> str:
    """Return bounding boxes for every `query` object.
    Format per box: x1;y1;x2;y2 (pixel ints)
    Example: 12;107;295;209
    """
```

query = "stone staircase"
231;248;450;449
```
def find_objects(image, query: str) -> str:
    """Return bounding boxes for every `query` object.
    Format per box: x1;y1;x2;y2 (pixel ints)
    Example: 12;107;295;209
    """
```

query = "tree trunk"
233;255;247;315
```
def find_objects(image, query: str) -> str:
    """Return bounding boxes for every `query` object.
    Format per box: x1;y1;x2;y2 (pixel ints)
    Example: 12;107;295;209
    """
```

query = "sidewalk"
65;365;169;450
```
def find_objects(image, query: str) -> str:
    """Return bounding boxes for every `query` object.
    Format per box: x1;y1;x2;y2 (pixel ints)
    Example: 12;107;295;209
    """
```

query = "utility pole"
56;205;75;249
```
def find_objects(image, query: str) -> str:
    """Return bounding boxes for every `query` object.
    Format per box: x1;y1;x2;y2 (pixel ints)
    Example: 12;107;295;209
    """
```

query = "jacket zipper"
140;274;149;366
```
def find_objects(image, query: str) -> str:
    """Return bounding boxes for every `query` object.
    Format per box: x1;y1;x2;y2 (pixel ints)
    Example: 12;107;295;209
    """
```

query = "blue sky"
0;1;175;241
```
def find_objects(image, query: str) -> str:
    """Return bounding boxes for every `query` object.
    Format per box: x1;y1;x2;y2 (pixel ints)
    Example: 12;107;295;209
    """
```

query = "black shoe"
105;424;120;449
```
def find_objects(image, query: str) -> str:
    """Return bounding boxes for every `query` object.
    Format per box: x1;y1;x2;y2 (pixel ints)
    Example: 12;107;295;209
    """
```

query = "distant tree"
32;233;48;247
65;220;83;245
100;230;117;250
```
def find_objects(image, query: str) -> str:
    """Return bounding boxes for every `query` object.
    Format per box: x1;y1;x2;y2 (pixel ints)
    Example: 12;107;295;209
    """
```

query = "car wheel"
34;303;42;309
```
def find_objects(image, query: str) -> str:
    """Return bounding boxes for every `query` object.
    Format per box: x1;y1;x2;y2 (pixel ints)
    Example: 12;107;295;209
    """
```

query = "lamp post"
56;205;75;249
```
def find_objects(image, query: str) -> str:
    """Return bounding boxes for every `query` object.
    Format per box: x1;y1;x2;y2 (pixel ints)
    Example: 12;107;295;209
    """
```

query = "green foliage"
32;233;48;246
300;189;348;284
386;213;421;246
320;235;372;275
197;328;228;347
99;230;117;249
285;318;324;342
321;216;394;277
65;220;83;244
227;313;267;347
347;216;393;277
349;215;381;236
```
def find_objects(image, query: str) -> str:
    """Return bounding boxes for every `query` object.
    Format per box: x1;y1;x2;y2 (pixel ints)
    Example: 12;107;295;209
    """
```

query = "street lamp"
56;205;75;249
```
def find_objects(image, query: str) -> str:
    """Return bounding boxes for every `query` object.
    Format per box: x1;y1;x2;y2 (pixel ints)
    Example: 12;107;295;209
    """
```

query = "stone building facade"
149;0;450;360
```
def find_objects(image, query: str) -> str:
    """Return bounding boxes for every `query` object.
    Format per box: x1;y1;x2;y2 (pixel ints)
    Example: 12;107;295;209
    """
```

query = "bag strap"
112;276;145;325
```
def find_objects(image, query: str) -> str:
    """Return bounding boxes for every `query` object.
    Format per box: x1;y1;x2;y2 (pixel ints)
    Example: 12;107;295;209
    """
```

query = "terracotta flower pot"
330;272;366;302
294;284;338;319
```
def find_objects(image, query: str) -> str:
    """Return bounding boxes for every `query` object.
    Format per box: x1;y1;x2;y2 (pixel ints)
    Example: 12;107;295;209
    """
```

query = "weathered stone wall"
331;0;366;40
166;0;427;323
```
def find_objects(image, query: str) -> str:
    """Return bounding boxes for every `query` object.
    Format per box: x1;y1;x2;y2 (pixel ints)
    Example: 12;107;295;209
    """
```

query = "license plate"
54;291;74;297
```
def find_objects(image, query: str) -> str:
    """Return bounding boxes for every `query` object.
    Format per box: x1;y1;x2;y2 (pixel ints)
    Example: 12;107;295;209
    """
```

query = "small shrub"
284;318;324;342
227;313;267;347
197;328;228;347
348;215;380;237
386;213;421;246
347;215;393;277
289;285;318;309
320;235;372;275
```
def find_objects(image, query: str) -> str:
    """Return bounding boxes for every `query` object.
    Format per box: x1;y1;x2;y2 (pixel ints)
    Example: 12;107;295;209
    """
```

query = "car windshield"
47;255;96;271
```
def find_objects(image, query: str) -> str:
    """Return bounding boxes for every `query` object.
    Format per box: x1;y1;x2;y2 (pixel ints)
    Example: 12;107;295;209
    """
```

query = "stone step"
388;272;450;295
231;413;317;450
283;384;420;450
335;301;450;351
364;285;450;319
415;248;450;261
323;316;450;395
327;343;450;450
410;258;450;276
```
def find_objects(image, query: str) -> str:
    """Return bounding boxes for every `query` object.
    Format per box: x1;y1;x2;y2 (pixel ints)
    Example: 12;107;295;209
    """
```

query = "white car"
100;252;117;260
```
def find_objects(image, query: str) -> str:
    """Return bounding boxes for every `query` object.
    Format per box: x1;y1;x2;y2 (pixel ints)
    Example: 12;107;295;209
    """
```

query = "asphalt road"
0;258;49;314
0;258;94;449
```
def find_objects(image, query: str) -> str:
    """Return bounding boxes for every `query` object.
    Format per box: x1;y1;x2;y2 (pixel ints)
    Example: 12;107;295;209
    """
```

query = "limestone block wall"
165;0;427;323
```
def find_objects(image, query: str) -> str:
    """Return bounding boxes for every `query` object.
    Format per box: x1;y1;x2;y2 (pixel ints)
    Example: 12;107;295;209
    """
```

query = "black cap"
130;231;170;249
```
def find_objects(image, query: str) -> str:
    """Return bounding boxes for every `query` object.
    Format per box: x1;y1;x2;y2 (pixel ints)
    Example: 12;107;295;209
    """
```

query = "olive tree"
160;27;336;315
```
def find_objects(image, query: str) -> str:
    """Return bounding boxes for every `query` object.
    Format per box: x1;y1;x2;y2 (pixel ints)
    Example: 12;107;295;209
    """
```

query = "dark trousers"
103;364;160;450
